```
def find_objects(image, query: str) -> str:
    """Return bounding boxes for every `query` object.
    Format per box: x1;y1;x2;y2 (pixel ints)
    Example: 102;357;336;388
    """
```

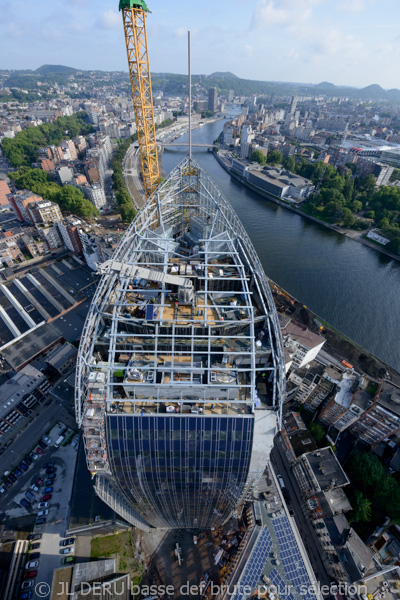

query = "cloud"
97;9;120;30
245;44;254;57
251;0;320;30
337;0;365;12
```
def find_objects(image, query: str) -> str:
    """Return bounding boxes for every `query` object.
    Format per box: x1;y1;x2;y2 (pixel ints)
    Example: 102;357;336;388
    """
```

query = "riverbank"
214;150;400;264
270;280;400;386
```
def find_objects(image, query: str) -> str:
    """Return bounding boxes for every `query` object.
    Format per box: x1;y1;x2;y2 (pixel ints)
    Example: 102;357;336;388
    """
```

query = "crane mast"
119;0;160;199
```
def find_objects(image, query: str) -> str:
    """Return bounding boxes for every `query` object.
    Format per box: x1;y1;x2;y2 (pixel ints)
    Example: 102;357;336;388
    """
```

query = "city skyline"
1;0;400;89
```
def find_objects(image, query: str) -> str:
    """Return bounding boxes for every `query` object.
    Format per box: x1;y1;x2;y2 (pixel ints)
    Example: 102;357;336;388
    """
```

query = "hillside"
35;64;78;75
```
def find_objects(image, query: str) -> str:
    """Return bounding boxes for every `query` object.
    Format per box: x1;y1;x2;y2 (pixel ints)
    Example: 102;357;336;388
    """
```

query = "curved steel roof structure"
75;156;285;530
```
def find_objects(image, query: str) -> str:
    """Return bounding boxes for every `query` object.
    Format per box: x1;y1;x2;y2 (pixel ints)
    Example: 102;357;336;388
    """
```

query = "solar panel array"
269;569;297;600
272;516;316;600
231;527;273;600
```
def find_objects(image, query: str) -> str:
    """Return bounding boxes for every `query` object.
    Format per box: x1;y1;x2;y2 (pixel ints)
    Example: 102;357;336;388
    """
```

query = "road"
271;437;332;590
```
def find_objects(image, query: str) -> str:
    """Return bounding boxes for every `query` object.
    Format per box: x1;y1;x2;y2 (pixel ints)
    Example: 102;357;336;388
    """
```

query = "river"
162;119;400;372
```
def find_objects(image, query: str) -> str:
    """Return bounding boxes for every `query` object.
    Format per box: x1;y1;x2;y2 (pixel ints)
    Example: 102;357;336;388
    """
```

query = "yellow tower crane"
119;0;160;199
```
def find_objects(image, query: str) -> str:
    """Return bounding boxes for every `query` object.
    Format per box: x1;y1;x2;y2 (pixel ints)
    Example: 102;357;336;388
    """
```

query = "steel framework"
121;5;159;199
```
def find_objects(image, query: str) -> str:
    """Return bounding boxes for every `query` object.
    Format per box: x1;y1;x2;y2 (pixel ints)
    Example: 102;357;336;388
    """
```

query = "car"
27;533;42;541
35;517;46;525
38;441;47;450
19;462;28;472
60;547;74;554
42;436;52;444
25;561;39;569
30;543;40;549
8;473;17;483
35;478;43;486
24;570;37;579
0;485;5;494
37;509;48;517
19;592;33;599
4;479;12;488
62;556;75;564
45;467;56;474
41;494;52;501
24;456;33;465
47;473;56;480
29;452;39;461
60;538;75;546
37;502;49;509
44;462;54;469
29;552;40;560
42;486;52;493
35;447;44;455
30;484;39;492
21;580;34;589
20;498;31;509
44;479;54;486
14;468;23;478
25;491;35;502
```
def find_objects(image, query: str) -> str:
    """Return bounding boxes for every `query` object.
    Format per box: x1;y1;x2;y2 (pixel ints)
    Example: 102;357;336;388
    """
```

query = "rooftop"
283;320;325;351
303;447;350;491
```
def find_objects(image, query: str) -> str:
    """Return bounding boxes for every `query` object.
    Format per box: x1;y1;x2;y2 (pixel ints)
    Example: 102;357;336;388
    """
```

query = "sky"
1;0;400;89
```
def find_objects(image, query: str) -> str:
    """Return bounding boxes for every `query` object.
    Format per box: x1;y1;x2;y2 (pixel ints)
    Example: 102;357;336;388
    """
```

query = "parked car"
42;486;52;494
19;462;28;472
30;484;39;492
23;570;37;579
42;436;52;444
8;473;17;483
44;480;54;487
24;456;33;465
27;533;42;541
45;468;56;474
35;478;43;486
29;552;40;560
20;498;30;509
35;447;44;455
25;491;35;502
46;472;56;480
21;580;34;588
14;468;23;478
60;547;73;554
4;479;13;488
30;543;40;550
29;452;39;461
35;517;46;525
0;485;5;494
37;509;48;517
44;462;54;469
62;556;74;564
37;502;49;509
25;561;39;569
41;494;51;501
19;591;33;599
60;538;75;546
38;441;47;450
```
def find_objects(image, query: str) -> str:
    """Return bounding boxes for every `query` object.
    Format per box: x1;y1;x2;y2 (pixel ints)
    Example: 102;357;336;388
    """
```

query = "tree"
282;156;296;172
350;491;372;523
120;203;136;222
309;422;326;443
250;150;267;166
267;150;283;166
352;200;363;213
342;207;356;228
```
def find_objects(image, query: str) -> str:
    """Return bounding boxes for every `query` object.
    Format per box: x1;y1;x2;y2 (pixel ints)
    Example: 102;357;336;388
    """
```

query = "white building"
282;320;326;369
87;184;106;210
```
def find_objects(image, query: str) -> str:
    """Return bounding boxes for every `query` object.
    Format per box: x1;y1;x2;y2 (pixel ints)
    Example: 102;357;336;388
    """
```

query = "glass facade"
106;414;254;529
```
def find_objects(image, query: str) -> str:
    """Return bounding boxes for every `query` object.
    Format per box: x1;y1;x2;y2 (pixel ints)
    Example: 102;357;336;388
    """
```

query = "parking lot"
0;424;79;599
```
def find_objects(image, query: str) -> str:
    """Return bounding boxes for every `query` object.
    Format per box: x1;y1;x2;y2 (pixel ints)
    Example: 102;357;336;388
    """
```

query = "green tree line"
8;167;98;220
1;112;93;168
